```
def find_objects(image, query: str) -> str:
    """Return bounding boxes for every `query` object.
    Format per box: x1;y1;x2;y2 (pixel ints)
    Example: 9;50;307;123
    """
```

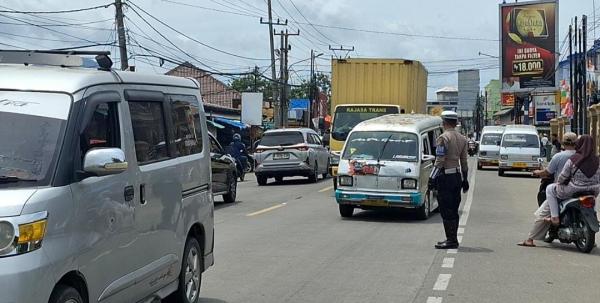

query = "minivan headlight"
0;221;15;252
501;155;508;160
532;156;538;161
339;175;353;186
402;178;417;189
479;151;487;156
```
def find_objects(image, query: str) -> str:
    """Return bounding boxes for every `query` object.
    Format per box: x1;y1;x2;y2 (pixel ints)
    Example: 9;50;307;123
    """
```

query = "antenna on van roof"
0;50;112;70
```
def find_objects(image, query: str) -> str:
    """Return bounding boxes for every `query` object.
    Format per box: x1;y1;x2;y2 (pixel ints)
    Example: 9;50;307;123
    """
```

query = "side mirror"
422;154;435;162
83;148;128;177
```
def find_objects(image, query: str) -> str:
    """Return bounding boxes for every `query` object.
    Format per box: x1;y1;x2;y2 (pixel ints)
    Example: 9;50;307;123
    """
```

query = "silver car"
0;51;213;303
254;128;330;185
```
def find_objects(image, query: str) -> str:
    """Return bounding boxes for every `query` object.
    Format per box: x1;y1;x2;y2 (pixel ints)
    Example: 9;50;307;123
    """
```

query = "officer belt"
443;167;460;174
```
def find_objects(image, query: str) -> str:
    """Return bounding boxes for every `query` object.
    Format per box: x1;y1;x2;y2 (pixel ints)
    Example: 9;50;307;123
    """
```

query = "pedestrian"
540;133;549;147
429;111;470;249
550;134;561;156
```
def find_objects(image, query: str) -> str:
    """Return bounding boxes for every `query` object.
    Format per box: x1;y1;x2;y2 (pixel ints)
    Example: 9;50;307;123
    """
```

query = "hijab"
570;135;600;178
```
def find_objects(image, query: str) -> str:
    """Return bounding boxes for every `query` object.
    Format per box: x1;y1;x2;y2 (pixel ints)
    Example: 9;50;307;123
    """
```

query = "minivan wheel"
308;163;318;183
498;169;505;177
257;175;268;186
416;193;431;220
176;237;203;303
49;284;83;303
222;176;237;203
339;204;354;218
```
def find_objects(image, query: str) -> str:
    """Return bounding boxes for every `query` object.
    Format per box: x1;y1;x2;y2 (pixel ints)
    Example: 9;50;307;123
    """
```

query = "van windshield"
481;133;502;145
260;131;304;146
502;134;539;148
0;91;70;185
342;131;418;162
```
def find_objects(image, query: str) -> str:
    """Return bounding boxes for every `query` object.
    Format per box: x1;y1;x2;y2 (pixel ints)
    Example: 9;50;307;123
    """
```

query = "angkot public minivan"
498;125;542;176
0;50;214;303
477;126;505;169
335;114;443;220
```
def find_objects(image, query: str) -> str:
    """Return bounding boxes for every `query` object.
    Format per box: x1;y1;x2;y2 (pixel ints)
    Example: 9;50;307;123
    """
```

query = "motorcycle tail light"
579;196;595;208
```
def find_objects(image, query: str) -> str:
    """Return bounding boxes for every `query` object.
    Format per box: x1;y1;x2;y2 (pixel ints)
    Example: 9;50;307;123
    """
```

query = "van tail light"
580;196;596;208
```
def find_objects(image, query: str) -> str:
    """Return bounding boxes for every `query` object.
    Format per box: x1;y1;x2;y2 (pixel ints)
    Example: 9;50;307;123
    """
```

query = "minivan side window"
128;101;170;164
168;94;203;156
422;136;431;155
81;103;120;158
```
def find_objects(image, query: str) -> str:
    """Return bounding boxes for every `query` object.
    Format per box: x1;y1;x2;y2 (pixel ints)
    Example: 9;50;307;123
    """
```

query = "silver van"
477;126;505;170
0;51;213;303
335;115;442;220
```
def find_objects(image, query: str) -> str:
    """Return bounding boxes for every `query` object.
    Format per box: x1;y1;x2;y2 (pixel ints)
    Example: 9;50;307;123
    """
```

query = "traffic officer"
429;111;469;249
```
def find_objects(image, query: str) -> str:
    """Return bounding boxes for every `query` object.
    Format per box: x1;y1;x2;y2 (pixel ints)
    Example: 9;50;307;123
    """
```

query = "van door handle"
140;184;146;205
124;186;134;202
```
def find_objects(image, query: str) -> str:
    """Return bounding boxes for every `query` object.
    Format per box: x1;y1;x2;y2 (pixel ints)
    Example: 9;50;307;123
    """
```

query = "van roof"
352;114;442;133
482;126;505;134
503;124;538;134
0;64;199;95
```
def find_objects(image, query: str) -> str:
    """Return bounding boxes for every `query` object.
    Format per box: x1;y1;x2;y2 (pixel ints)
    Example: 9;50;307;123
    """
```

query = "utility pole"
574;17;579;134
115;0;128;71
260;1;287;128
275;29;299;128
582;15;588;134
329;45;355;59
310;49;315;128
569;24;574;133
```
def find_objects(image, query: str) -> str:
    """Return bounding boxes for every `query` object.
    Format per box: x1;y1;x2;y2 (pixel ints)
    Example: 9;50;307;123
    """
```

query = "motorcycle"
245;153;255;173
547;193;599;253
467;140;478;156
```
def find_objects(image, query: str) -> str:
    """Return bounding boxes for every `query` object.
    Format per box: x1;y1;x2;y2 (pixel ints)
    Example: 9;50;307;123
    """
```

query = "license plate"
273;153;290;160
361;199;388;207
513;162;527;168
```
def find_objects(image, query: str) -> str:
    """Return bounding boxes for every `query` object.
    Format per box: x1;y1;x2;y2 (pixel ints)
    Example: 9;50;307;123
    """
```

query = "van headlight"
402;178;418;189
339;175;353;186
501;155;508;160
479;151;487;156
0;212;47;257
532;156;539;161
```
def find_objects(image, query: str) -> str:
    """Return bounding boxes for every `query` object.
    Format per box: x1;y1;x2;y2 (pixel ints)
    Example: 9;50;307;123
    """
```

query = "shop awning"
493;108;513;117
207;120;225;129
213;117;249;129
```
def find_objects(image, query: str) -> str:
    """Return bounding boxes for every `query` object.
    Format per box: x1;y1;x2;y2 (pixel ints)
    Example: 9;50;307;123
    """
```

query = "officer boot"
435;220;459;249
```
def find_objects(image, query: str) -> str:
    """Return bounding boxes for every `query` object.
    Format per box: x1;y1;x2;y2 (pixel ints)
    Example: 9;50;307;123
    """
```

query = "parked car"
254;128;330;185
0;50;214;303
209;134;238;203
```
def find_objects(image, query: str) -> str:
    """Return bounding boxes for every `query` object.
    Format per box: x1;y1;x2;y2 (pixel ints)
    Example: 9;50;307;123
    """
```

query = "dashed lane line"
433;274;452;291
441;257;455;269
427;297;443;303
246;203;287;217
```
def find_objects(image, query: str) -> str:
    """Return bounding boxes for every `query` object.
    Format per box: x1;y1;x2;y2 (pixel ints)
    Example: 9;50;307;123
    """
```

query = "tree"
290;72;331;99
230;73;273;100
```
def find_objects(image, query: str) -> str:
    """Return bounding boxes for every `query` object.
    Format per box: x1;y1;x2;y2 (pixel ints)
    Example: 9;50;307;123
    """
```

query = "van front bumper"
499;161;541;171
335;190;423;208
0;249;54;303
477;157;499;167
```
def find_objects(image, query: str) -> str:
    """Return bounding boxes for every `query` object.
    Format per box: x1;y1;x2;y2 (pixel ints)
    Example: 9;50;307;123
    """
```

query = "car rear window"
261;131;305;146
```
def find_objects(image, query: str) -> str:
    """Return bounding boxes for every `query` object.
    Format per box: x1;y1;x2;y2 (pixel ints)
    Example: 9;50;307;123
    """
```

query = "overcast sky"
0;0;593;99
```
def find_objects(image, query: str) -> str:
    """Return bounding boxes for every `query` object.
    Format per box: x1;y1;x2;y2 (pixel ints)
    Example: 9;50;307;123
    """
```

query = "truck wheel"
49;285;83;303
339;204;354;218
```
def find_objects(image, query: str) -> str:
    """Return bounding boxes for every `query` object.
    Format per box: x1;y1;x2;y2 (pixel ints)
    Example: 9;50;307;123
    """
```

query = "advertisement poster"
534;94;557;125
501;1;558;92
501;93;515;106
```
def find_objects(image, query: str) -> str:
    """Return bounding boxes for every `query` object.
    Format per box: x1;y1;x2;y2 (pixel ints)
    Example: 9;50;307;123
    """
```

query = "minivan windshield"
0;91;70;185
260;131;304;146
501;133;539;148
342;131;418;162
481;133;502;145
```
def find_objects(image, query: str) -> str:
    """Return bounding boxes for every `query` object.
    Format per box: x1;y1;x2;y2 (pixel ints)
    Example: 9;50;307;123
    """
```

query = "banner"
534;94;557;125
501;1;558;92
501;93;515;106
241;92;263;126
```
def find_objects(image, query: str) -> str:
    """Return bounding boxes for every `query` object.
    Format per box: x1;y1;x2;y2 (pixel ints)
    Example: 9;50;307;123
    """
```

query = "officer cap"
441;110;458;121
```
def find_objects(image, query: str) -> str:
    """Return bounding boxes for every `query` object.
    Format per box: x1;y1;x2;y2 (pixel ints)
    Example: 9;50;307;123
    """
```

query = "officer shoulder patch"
436;145;446;156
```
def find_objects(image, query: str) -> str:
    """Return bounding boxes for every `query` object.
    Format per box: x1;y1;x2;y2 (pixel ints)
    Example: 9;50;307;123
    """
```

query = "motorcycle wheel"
575;216;596;253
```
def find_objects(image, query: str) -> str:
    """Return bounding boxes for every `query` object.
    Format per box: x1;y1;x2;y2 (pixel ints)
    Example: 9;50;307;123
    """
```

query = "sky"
0;0;594;99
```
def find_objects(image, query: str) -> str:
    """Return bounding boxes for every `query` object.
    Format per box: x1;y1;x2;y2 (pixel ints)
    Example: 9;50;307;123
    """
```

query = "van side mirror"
83;148;128;177
422;154;435;162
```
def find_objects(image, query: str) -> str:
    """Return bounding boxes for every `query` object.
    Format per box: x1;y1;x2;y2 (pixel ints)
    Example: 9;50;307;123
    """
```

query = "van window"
261;131;305;146
342;131;418;162
422;137;431;155
169;95;203;156
481;133;502;145
81;103;120;157
129;102;169;164
502;134;539;148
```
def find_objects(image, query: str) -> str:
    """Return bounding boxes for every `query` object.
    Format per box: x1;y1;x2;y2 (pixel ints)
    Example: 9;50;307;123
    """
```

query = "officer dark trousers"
436;173;462;246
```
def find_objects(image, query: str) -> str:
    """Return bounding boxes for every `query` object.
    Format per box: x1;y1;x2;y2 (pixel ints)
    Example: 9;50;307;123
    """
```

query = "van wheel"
339;204;354;217
308;163;318;183
498;169;505;177
257;175;268;186
416;192;431;220
322;160;330;179
222;176;237;203
175;237;203;303
49;285;83;303
333;176;338;191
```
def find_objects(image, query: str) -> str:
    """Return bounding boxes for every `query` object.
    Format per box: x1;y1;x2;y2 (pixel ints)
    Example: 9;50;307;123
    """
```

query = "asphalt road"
192;159;600;303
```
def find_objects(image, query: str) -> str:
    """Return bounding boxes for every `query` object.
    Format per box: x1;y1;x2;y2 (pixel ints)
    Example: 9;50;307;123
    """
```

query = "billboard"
534;94;558;125
241;92;263;126
500;1;558;92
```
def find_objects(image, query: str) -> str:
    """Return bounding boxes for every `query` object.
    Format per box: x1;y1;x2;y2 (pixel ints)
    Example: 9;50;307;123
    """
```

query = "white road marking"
433;274;452;291
459;168;477;227
246;203;287;217
318;186;334;193
427;297;443;303
447;248;458;254
442;257;455;269
457;235;463;244
457;227;465;234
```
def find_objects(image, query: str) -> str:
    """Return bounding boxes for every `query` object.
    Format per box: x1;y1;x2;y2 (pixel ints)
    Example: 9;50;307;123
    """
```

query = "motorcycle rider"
227;133;247;172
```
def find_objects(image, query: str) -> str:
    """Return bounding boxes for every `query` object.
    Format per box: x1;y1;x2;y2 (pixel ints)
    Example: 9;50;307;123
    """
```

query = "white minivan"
335;114;443;220
477;126;505;170
0;50;213;303
498;125;542;176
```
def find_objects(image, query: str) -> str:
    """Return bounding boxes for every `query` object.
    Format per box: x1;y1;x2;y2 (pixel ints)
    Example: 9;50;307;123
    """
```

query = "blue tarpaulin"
290;99;309;109
213;117;248;129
